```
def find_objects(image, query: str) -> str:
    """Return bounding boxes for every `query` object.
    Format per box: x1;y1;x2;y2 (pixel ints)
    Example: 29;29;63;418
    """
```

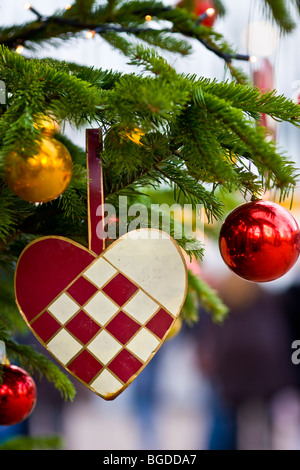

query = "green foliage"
0;435;63;450
0;330;76;401
262;0;299;33
183;270;229;324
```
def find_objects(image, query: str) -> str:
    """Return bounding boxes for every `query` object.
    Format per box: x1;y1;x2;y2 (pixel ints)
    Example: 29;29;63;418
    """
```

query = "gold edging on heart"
14;228;188;400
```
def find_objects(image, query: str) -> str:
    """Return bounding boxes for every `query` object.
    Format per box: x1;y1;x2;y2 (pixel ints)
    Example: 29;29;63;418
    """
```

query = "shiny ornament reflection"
219;200;300;282
36;114;60;136
0;365;36;425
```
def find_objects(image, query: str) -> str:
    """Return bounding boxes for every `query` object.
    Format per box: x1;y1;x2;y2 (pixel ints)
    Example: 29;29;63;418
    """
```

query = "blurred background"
1;0;300;450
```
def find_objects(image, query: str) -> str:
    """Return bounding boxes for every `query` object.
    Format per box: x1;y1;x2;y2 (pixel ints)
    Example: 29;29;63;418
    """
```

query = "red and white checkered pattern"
30;255;176;399
16;229;187;400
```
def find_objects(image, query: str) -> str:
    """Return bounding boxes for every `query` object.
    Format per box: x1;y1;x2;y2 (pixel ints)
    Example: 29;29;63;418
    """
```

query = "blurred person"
195;274;298;450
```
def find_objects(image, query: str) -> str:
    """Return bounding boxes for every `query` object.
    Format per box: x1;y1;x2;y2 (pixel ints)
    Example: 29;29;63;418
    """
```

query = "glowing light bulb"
16;45;24;54
86;30;96;39
206;8;215;17
249;55;258;63
145;15;152;21
24;2;31;9
65;4;71;9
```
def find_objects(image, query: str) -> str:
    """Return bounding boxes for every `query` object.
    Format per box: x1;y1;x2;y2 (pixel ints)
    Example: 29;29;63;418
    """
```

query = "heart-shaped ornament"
14;130;187;400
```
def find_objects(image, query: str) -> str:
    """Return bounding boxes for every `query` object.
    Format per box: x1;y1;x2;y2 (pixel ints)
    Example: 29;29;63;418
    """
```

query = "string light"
206;8;215;18
86;30;96;39
232;53;258;62
18;3;254;66
16;45;24;54
196;7;215;26
23;2;43;19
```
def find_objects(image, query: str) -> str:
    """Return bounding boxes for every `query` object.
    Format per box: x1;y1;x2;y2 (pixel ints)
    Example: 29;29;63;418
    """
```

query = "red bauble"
219;200;300;282
194;0;216;27
0;365;36;425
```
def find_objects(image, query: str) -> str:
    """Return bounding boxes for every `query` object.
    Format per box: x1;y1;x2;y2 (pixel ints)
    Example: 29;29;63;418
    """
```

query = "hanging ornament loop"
86;129;105;255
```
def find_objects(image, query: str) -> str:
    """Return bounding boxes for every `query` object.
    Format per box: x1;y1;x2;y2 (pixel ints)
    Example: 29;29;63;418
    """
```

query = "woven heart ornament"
15;129;187;400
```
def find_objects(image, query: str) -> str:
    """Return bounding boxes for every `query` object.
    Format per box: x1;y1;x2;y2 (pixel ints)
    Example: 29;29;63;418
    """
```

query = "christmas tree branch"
0;0;253;83
183;270;229;324
0;43;299;225
190;86;300;192
0;328;76;401
262;0;296;33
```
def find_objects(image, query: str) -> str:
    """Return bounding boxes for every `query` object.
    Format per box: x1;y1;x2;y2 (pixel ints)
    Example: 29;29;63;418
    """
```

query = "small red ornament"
219;200;300;282
0;365;36;425
194;0;216;27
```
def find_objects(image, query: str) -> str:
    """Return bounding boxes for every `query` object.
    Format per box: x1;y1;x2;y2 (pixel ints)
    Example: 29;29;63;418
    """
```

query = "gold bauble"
125;127;145;145
34;114;60;137
106;127;145;147
5;136;73;203
39;117;60;136
166;317;183;340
